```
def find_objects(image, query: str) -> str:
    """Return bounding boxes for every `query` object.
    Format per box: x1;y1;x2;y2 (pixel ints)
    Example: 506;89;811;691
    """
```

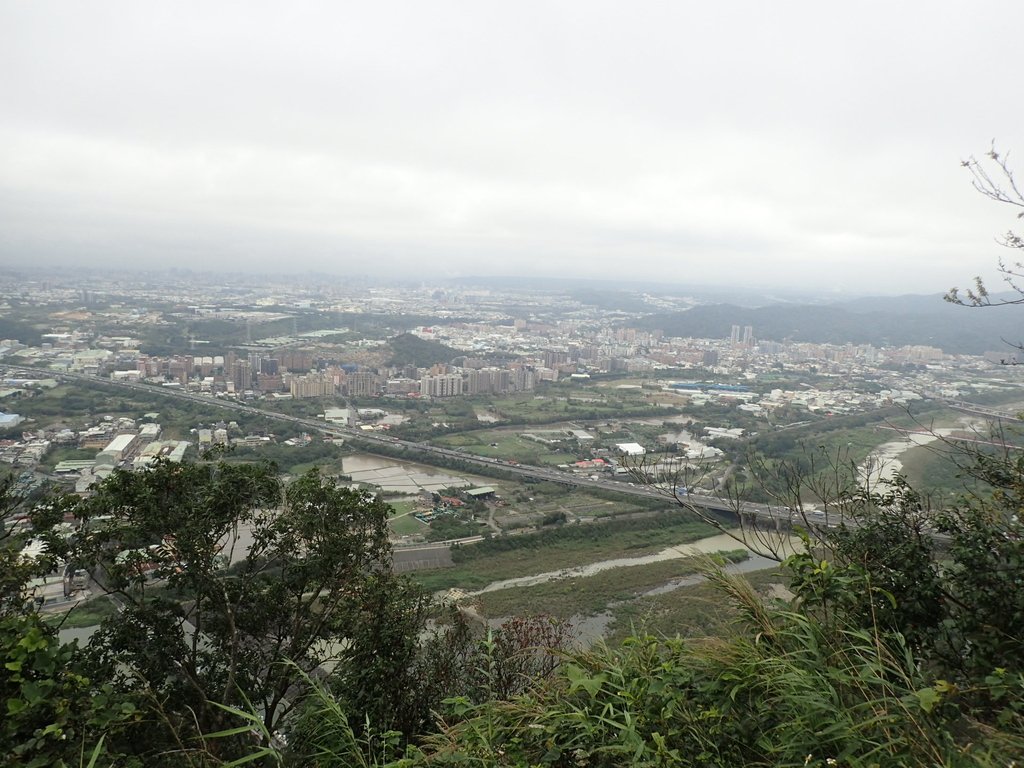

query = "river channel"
857;428;954;487
468;528;802;645
467;529;802;597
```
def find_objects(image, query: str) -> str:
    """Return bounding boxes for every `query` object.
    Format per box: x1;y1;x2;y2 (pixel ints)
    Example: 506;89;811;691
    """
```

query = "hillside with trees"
386;333;462;368
637;299;1024;355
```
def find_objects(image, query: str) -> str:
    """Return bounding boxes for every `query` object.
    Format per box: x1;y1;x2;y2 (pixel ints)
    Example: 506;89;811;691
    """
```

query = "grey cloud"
1;1;1022;293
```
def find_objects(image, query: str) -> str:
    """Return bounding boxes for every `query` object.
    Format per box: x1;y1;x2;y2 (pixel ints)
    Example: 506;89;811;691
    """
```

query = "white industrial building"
615;442;646;456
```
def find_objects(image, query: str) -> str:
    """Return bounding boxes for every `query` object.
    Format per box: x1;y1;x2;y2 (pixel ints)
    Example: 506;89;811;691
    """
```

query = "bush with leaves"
0;479;138;767
57;459;444;764
796;472;1024;712
403;566;1024;767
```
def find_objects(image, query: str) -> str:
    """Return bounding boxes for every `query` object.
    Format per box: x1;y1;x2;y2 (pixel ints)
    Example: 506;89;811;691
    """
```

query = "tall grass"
409;564;1024;767
202;563;1024;767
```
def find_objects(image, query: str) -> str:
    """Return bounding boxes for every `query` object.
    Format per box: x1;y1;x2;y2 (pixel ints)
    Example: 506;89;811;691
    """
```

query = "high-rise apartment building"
289;373;336;399
276;348;314;372
420;373;463;398
346;371;378;397
544;350;569;368
385;378;419;395
466;368;490;395
232;360;252;392
512;365;535;392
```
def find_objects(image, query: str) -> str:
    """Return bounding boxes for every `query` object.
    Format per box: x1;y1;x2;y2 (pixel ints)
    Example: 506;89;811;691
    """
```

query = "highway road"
940;399;1024;422
4;364;790;523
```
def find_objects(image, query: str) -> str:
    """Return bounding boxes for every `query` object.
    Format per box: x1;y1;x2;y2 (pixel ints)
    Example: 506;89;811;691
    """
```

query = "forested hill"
386;332;462;367
636;297;1024;355
0;317;44;347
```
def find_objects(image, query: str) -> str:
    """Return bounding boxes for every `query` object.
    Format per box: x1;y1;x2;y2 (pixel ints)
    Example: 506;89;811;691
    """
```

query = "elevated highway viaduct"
6;365;784;525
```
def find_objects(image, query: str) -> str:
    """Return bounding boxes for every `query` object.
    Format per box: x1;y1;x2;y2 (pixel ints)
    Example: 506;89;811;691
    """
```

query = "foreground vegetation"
3;439;1024;766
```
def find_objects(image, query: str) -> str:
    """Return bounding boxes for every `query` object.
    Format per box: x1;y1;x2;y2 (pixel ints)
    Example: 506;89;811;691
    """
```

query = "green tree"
1;611;138;768
1;477;64;617
0;480;136;767
68;460;409;763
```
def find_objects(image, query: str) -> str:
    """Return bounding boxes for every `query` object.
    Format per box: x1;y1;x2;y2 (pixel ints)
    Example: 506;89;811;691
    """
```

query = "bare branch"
949;144;1024;306
620;449;817;563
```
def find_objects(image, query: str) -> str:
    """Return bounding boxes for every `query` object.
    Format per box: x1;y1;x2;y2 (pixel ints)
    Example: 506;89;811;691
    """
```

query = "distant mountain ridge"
637;298;1024;355
832;291;1024;315
434;278;1024;355
444;275;858;307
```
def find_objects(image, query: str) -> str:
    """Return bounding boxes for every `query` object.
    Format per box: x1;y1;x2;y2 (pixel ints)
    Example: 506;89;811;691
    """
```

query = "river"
467;527;802;645
857;429;955;487
467;528;801;597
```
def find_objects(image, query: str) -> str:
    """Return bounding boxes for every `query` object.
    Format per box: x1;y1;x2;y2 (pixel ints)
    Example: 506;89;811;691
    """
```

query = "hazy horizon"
3;1;1023;294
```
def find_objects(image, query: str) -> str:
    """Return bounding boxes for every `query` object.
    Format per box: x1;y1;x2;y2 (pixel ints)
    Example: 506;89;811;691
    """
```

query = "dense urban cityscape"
2;269;1019;489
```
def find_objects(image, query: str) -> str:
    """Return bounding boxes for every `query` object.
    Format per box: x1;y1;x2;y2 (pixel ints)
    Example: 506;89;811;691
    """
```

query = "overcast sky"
2;1;1023;295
